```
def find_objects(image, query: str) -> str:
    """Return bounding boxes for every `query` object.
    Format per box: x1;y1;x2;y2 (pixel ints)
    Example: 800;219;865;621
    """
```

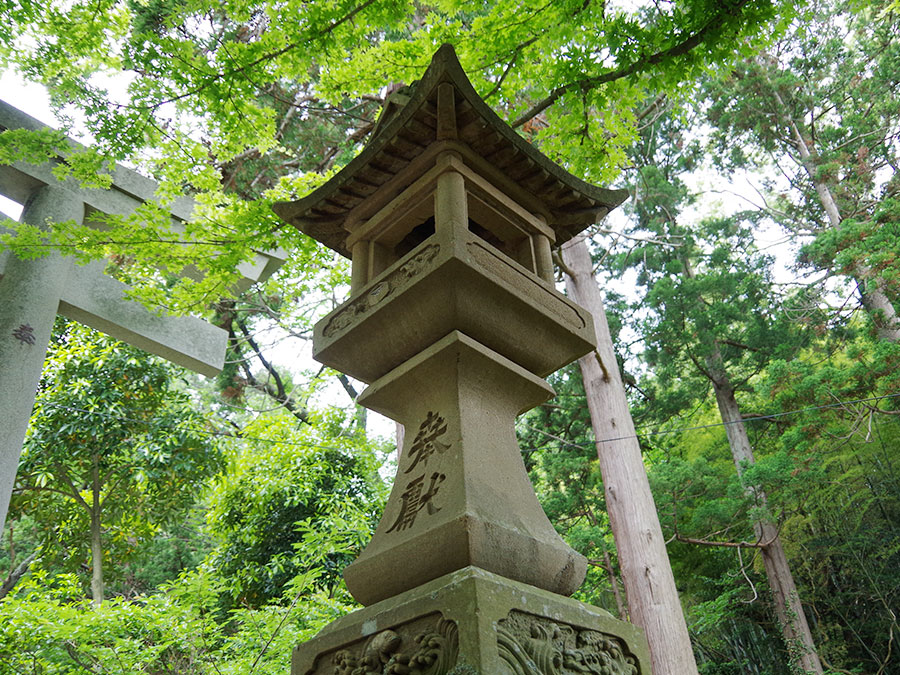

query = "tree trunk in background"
857;284;900;343
604;549;628;621
709;368;824;673
561;237;700;675
682;239;823;673
0;551;36;600
766;71;900;343
90;459;103;606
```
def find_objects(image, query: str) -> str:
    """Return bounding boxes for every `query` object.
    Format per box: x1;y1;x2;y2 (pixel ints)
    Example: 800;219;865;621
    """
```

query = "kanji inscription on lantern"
387;471;446;533
405;411;449;473
12;323;35;345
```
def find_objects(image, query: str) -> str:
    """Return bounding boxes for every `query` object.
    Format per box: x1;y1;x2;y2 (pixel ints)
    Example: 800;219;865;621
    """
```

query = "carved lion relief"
311;614;458;675
497;611;639;675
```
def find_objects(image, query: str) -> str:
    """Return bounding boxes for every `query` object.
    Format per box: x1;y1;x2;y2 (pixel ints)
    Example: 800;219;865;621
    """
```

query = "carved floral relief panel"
497;611;639;675
322;243;441;338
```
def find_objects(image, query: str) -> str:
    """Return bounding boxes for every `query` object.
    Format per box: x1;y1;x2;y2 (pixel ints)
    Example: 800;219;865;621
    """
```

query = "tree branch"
53;463;91;512
131;0;380;113
336;373;360;400
482;36;540;100
0;551;36;600
552;249;575;278
675;532;777;549
13;483;85;501
233;317;311;424
511;0;754;128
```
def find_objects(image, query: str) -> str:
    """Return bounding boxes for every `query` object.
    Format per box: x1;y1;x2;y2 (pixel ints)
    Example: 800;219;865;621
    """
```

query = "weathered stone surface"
273;45;629;258
58;259;226;376
292;568;650;675
313;226;595;384
343;331;586;605
498;612;639;674
276;44;650;674
309;613;458;675
0;186;81;533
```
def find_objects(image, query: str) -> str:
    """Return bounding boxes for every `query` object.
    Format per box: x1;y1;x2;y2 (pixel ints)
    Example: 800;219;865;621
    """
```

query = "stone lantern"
273;44;649;675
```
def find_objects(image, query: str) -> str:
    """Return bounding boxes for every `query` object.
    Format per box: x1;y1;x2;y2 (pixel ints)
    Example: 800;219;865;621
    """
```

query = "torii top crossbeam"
0;99;286;533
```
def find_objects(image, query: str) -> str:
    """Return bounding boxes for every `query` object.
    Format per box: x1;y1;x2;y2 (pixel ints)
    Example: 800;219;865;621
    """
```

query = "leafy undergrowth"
0;567;352;675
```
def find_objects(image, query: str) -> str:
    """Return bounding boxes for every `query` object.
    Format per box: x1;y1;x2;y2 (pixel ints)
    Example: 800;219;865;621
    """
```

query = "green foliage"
590;42;899;667
107;507;214;598
704;0;900;333
0;128;67;165
12;322;222;593
3;0;897;671
0;0;792;310
205;406;386;610
0;565;351;674
0;515;42;578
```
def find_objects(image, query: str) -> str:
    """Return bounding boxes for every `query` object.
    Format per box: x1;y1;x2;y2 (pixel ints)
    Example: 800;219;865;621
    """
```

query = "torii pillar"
273;45;650;674
0;100;286;532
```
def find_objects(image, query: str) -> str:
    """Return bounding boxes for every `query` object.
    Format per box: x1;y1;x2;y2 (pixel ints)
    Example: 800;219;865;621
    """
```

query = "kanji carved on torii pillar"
273;44;651;675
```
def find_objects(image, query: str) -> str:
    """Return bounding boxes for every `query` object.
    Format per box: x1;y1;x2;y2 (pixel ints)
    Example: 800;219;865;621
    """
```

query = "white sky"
0;71;57;218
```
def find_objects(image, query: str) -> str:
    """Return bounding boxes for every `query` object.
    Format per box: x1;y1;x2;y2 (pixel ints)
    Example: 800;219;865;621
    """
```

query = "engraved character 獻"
387;472;446;532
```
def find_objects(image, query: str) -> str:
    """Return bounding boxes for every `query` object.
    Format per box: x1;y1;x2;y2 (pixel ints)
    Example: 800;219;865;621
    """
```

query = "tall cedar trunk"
561;237;700;675
765;67;900;342
90;458;103;606
708;360;824;673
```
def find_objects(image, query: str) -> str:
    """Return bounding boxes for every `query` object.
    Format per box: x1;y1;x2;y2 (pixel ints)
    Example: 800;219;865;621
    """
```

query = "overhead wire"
38;402;366;454
38;392;900;453
523;391;900;450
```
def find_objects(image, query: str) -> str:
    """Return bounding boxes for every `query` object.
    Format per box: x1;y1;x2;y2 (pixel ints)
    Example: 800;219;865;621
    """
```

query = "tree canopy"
1;0;786;309
14;322;222;603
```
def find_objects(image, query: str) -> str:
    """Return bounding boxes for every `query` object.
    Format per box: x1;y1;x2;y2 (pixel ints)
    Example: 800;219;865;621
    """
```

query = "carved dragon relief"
312;614;459;675
322;243;441;338
497;611;639;675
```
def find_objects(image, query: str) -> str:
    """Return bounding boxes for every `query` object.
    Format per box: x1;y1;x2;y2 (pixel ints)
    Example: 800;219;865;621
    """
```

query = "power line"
525;392;900;449
37;402;366;454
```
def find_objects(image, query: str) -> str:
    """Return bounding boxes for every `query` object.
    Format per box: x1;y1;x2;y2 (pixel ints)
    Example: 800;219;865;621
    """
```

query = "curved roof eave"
273;44;629;258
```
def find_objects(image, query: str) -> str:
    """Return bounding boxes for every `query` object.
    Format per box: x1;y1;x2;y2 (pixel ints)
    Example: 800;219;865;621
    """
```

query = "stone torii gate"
0;99;286;532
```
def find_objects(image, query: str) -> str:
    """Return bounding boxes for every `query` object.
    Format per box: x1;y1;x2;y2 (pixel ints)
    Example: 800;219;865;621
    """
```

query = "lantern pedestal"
344;330;585;606
292;567;648;675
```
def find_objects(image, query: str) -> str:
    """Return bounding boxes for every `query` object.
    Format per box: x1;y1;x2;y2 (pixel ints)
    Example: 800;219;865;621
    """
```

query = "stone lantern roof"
273;43;628;258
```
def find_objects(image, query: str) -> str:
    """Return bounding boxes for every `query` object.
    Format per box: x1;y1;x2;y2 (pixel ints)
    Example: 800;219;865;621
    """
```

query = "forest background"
0;0;898;673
